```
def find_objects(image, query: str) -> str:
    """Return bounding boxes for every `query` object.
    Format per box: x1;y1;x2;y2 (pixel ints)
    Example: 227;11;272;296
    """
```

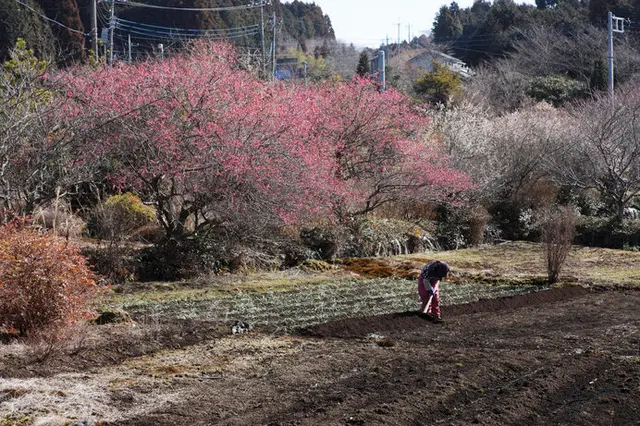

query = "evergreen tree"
0;0;55;62
356;51;370;77
589;58;608;91
413;61;463;105
34;0;85;62
432;5;462;42
588;0;628;25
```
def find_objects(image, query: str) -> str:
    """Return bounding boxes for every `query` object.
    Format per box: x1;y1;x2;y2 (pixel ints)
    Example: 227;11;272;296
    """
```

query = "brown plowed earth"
300;285;591;338
107;286;640;426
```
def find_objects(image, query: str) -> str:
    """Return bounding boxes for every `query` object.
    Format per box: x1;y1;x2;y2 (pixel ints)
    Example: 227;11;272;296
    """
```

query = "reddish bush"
0;219;100;337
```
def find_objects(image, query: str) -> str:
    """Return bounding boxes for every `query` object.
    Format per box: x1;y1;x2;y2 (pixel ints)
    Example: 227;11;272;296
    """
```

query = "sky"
311;0;536;48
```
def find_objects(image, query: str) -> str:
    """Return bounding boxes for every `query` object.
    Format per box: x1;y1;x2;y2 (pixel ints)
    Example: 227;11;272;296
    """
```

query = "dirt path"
2;287;638;425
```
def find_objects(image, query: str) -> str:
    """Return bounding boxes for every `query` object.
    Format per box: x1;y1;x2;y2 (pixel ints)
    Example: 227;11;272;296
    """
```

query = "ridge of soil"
300;285;591;339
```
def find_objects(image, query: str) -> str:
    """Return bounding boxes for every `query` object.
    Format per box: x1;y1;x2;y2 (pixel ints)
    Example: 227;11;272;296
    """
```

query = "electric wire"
97;4;261;45
114;21;260;39
113;23;260;41
115;21;259;38
115;26;259;41
115;16;259;34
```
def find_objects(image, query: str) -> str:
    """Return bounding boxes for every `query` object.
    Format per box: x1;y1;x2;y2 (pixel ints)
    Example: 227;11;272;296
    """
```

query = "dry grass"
0;334;308;425
399;242;640;288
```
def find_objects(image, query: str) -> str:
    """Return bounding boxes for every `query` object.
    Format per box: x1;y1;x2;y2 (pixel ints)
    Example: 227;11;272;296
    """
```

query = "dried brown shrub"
0;218;100;338
539;207;576;284
468;206;490;246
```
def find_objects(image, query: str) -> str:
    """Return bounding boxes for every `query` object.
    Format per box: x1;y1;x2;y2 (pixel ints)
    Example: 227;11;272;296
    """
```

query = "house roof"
408;50;474;79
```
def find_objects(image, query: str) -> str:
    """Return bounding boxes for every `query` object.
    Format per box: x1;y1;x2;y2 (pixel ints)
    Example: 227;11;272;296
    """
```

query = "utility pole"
378;50;386;92
272;11;276;81
396;22;401;45
128;34;132;63
608;11;626;101
302;61;308;86
408;23;411;44
91;0;98;62
109;0;115;65
260;2;266;76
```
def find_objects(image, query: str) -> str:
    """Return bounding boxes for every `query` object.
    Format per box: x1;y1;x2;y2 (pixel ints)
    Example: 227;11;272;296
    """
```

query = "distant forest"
432;0;640;66
0;0;335;63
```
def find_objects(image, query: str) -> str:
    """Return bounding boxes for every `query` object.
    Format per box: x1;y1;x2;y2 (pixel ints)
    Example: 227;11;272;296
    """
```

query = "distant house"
408;50;473;79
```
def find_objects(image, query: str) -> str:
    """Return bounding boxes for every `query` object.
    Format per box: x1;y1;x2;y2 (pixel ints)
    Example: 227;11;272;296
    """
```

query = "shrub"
526;75;588;106
91;193;156;242
136;236;224;281
468;206;490;246
489;200;537;241
0;219;99;337
82;245;138;284
343;218;436;257
575;216;640;249
539;207;576;284
86;193;156;283
414;60;464;105
300;226;341;260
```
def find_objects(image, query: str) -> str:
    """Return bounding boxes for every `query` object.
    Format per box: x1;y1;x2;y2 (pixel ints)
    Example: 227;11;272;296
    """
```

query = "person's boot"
433;316;443;323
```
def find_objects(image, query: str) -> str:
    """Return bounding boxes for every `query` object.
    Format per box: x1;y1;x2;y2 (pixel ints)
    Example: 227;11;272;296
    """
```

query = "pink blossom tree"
57;43;471;239
313;77;471;218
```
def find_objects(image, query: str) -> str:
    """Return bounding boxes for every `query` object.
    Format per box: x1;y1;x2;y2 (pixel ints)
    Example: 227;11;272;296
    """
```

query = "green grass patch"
100;241;638;329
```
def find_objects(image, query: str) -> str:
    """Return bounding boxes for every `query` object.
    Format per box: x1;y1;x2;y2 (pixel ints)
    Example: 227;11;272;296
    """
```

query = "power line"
12;0;89;36
112;19;260;41
114;24;260;41
112;0;266;12
96;1;264;59
115;16;259;34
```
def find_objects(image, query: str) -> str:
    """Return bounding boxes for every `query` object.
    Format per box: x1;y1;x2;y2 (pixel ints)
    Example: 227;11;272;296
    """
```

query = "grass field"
103;241;640;331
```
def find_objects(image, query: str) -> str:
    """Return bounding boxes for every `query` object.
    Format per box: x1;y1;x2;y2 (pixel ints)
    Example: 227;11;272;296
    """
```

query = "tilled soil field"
1;286;639;425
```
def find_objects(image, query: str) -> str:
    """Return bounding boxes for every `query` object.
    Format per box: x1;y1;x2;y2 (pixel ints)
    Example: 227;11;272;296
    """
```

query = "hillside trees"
466;24;640;112
0;0;55;62
1;0;336;61
507;26;640;84
433;0;592;66
34;0;85;62
56;43;470;240
547;88;640;222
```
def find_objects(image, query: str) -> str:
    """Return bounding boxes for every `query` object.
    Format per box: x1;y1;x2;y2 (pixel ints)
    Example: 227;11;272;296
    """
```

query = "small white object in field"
232;320;251;334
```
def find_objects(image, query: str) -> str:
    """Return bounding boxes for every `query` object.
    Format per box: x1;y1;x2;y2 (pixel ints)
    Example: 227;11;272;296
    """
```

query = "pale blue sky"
311;0;536;48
